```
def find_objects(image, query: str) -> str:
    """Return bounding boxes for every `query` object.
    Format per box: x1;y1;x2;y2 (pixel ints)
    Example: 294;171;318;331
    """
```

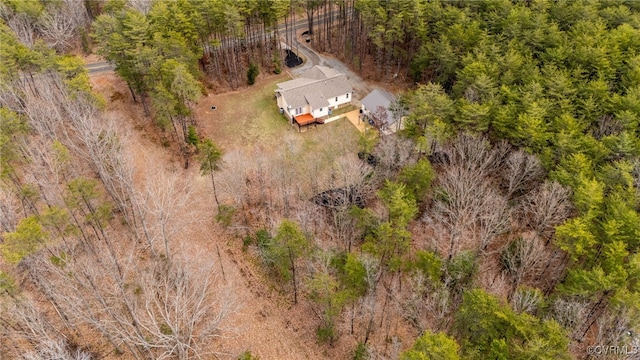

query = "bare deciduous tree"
373;135;415;180
511;286;543;314
594;305;639;355
448;133;501;180
500;149;544;199
22;340;93;360
25;240;235;360
1;298;88;360
477;188;512;253
138;259;236;359
136;168;200;258
547;297;590;335
357;254;381;345
328;206;358;251
518;181;573;241
38;1;89;52
402;273;429;331
0;186;19;233
127;0;154;15
430;163;488;259
7;13;36;48
403;273;450;332
500;232;546;292
423;285;451;331
38;9;76;52
218;149;251;212
426;133;514;259
317;154;374;249
331;154;374;196
593;114;624;140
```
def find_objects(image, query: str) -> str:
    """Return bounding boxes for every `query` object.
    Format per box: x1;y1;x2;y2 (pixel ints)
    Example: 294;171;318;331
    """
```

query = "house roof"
361;89;396;124
275;65;352;110
305;93;329;109
276;77;314;90
301;65;341;80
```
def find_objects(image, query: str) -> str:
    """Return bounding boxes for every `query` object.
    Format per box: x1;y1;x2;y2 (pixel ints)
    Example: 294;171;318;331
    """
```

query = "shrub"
353;342;368;360
247;63;259;85
237;351;259;360
187;125;199;147
273;54;282;74
255;229;272;249
316;325;337;344
215;205;236;228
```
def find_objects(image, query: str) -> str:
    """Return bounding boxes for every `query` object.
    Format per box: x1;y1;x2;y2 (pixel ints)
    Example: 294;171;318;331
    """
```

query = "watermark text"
587;345;639;356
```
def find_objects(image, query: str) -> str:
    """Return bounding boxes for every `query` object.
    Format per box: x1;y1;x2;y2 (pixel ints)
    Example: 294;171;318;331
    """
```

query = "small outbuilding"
360;89;397;130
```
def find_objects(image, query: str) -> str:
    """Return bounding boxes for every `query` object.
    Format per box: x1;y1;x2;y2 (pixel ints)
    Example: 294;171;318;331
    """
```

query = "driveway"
288;35;372;105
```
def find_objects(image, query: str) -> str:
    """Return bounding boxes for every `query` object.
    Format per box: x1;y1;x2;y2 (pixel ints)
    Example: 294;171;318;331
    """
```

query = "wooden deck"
293;113;315;126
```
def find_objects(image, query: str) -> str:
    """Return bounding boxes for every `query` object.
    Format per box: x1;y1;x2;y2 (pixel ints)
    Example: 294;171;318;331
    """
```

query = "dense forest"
1;0;639;359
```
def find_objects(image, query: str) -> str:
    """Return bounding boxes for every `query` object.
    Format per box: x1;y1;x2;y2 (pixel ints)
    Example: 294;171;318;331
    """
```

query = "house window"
297;108;302;114
320;108;323;112
346;93;349;98
335;97;338;101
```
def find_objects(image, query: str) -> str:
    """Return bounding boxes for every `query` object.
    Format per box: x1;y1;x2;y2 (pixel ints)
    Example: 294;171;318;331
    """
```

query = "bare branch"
547;297;590;334
511;286;543;314
477;188;512;253
7;13;36;48
38;1;89;52
127;0;154;15
500;232;547;291
500;149;544;199
518;181;573;240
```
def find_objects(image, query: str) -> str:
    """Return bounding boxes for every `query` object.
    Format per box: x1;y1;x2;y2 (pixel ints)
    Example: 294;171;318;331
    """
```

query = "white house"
275;66;352;129
360;89;397;130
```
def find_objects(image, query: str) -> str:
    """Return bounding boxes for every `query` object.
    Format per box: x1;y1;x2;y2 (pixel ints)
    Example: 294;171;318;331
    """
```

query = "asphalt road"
85;9;347;75
86;61;115;74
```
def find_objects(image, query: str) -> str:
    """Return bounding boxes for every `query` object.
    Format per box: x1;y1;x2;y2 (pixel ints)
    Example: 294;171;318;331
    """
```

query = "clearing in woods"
196;73;360;156
91;70;362;359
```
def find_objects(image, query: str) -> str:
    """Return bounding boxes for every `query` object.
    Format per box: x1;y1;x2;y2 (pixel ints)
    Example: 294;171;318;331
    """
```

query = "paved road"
86;61;115;74
85;9;348;76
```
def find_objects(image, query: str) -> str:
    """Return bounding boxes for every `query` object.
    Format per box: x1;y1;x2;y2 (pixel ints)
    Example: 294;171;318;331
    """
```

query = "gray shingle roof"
305;93;329;109
275;66;352;110
361;89;396;124
301;65;341;80
362;89;395;111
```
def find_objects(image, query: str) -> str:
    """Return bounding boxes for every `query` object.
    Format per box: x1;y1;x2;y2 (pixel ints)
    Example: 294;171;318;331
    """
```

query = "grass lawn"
197;74;291;149
197;73;360;166
330;104;358;117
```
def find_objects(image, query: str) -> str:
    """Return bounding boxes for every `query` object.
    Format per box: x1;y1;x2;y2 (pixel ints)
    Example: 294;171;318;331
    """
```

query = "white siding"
276;93;286;110
279;91;351;121
361;104;370;117
278;93;315;120
312;107;329;118
290;105;312;117
327;92;352;109
276;93;293;119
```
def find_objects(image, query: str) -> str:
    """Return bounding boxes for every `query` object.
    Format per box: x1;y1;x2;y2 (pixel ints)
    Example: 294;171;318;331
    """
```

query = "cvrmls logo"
586;345;639;356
